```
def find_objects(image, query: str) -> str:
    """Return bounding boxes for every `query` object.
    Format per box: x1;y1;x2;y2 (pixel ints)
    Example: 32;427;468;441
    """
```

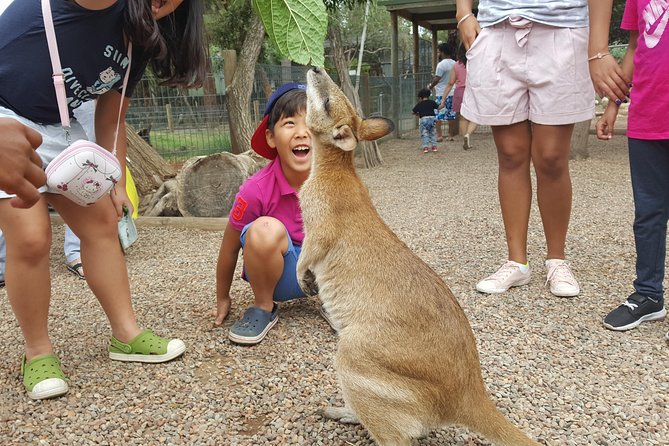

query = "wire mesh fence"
125;65;440;161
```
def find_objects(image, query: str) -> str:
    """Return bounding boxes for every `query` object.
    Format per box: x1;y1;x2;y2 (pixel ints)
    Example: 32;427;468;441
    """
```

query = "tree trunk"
125;124;176;196
328;20;383;168
176;152;267;217
226;14;265;154
202;53;218;125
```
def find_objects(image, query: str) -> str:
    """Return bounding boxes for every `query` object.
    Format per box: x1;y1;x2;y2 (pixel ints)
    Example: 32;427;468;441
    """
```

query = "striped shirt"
477;0;589;28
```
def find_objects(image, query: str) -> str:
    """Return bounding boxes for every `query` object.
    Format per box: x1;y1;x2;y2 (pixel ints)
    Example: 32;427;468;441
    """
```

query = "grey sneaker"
476;261;531;294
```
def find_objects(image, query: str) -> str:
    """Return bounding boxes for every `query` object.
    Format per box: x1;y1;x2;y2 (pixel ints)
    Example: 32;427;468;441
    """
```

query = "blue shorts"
240;222;306;302
435;95;457;122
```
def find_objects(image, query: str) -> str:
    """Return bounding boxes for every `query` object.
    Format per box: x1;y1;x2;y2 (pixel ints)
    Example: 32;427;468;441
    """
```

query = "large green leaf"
252;0;327;67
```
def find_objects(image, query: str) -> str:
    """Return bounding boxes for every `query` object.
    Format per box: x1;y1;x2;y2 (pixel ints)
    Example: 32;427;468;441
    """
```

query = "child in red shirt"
214;84;331;344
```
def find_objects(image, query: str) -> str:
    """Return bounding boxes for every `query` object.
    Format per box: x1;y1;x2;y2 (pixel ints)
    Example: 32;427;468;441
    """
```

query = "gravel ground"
1;130;667;445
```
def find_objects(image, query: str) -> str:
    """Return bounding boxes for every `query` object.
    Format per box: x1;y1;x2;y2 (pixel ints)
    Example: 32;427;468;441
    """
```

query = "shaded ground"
0;129;667;445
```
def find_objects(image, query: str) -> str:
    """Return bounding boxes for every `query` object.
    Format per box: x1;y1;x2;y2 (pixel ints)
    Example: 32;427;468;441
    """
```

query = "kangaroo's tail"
461;399;541;446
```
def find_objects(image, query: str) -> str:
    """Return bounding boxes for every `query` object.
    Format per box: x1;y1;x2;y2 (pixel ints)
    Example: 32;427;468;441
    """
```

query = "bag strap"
41;0;132;156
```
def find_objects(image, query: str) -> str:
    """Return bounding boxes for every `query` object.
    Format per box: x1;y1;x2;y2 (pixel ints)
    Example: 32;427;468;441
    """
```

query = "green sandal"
21;354;68;400
109;330;186;363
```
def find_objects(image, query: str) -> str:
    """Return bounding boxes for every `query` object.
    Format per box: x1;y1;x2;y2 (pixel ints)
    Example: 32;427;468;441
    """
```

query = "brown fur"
297;67;541;446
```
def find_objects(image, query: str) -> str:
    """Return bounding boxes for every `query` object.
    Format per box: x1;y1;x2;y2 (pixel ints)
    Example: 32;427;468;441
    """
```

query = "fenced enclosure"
125;65;436;161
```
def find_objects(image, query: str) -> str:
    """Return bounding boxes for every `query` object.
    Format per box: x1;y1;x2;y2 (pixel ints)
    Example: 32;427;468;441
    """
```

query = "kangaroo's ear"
358;117;395;142
332;124;358;152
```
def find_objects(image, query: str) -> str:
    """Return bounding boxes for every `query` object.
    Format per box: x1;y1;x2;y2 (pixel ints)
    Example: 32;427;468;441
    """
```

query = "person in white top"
428;43;457;142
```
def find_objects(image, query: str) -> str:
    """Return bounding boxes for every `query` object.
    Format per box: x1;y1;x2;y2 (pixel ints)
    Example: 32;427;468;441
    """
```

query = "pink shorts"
461;18;594;126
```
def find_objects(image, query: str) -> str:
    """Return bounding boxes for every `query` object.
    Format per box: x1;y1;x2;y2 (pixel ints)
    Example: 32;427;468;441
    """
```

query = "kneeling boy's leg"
242;216;290;312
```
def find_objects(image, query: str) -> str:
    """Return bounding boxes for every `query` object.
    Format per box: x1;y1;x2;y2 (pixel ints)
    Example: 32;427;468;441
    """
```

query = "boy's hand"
596;103;619;140
214;294;231;325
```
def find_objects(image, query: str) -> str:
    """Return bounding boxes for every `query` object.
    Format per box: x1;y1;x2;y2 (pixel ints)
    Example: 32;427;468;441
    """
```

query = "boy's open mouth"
292;145;310;158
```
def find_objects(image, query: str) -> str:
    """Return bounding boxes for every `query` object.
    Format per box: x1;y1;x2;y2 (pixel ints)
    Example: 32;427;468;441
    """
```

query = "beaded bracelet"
457;13;474;29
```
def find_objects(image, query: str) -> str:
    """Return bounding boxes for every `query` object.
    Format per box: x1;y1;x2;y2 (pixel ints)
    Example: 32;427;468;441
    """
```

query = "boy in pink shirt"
593;0;669;337
214;83;325;345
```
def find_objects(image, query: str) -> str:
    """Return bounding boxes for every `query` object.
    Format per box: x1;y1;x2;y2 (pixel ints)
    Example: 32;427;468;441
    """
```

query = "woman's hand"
595;103;620;140
0;119;45;208
589;55;630;103
110;183;133;219
458;15;481;50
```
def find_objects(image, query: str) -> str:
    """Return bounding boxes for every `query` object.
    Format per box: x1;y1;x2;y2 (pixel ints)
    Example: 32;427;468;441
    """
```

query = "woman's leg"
243;216;289;312
48;194;141;343
530;123;575;260
0;198;53;361
492;121;533;264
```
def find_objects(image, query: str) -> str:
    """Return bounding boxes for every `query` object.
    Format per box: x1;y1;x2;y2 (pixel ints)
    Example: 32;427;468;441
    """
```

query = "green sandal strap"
21;354;66;392
110;330;169;355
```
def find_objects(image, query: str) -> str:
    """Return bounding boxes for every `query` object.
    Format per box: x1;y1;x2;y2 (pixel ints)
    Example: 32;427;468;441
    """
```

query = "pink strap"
41;0;132;156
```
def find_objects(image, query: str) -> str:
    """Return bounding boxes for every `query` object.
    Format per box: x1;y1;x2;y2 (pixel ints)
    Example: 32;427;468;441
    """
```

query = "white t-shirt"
477;0;589;28
435;58;456;97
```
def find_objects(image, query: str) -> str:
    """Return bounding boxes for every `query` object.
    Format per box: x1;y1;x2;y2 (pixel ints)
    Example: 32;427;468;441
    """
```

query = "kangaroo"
297;67;541;446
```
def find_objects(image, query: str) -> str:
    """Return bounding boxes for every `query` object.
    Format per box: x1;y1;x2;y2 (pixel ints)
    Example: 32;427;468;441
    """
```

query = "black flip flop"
66;262;85;280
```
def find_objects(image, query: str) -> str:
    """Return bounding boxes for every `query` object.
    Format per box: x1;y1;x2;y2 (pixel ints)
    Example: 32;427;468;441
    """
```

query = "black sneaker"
0;279;4;288
603;293;667;331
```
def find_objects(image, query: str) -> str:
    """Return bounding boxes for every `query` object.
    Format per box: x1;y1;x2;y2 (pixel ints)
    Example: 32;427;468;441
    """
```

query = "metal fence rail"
125;65;438;161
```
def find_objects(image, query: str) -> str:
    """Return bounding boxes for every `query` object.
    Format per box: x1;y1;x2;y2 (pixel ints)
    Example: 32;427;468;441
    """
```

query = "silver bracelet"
457;13;474;29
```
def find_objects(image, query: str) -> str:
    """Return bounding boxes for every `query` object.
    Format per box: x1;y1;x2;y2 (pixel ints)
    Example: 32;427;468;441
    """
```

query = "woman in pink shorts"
456;1;595;297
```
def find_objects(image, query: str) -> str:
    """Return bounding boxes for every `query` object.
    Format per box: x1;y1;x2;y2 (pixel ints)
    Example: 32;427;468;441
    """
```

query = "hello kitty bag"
41;0;131;206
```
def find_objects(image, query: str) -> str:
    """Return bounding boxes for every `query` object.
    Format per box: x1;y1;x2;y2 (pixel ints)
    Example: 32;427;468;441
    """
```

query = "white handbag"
41;0;131;206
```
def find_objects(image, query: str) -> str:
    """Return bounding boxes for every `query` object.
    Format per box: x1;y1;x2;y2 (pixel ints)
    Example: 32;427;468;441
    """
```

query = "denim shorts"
240;221;306;302
0;105;88;199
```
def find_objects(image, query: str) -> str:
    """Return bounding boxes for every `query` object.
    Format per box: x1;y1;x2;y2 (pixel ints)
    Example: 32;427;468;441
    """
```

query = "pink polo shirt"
622;0;669;139
228;158;304;245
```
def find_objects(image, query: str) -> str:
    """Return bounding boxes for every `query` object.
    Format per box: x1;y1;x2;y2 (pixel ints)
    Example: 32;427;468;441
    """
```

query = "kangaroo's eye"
324;98;330;114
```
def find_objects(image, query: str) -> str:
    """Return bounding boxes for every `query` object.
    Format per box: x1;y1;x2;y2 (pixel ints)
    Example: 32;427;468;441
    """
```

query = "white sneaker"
545;259;580;297
476;261;531;294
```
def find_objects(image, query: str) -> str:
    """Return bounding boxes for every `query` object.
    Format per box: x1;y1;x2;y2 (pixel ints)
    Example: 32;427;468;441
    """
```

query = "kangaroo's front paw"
319;406;360;424
298;269;319;296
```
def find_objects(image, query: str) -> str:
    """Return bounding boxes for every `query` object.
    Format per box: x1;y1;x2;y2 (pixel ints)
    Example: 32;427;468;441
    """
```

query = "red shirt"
228;158;304;245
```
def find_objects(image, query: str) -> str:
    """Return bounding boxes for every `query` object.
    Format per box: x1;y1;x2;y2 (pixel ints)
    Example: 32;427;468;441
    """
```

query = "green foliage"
152;129;232;160
609;45;627;62
609;0;629;44
205;0;255;54
252;0;328;66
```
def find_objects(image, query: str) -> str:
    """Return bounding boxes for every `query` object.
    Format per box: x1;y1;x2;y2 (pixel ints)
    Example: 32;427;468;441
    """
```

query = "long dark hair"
124;0;206;88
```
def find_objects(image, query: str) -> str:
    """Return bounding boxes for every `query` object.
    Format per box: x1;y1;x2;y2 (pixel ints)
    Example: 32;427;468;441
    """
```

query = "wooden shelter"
378;0;477;136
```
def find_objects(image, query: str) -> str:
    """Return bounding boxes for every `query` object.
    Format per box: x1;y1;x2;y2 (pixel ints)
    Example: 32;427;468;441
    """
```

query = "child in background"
456;0;595;297
214;83;329;345
412;88;440;153
593;0;669;337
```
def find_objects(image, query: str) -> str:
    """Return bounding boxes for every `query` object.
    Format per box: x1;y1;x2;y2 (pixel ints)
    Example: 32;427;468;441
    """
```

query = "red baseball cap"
250;83;307;159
